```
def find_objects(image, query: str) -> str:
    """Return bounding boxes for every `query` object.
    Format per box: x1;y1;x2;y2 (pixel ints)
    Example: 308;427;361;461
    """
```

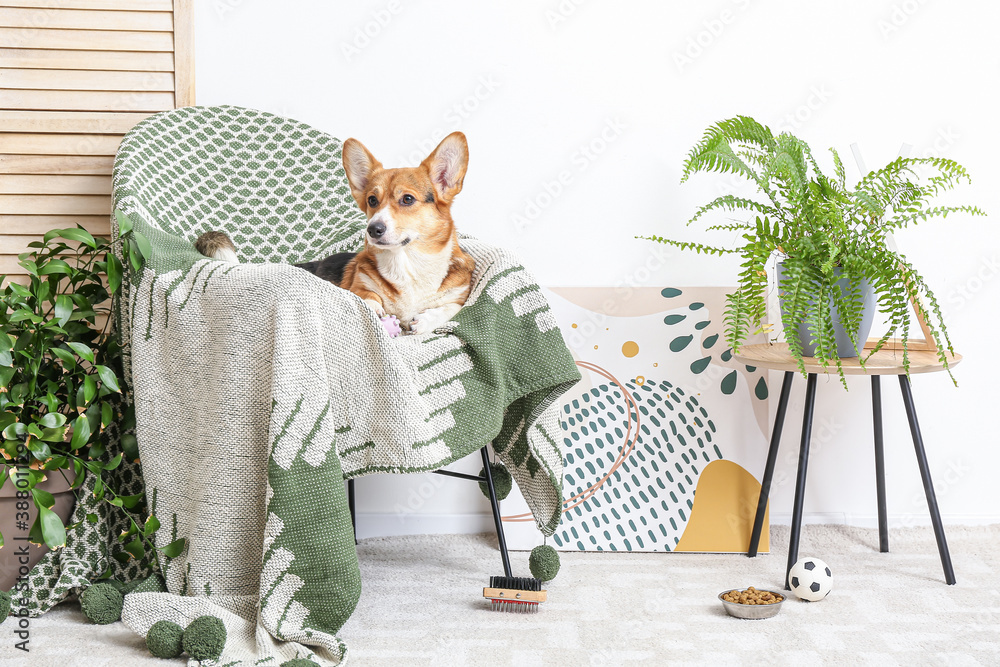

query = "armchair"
110;106;579;664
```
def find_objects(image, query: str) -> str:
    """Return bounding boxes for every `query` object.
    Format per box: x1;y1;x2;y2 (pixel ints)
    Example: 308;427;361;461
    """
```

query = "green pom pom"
478;462;512;501
281;660;321;667
79;583;124;625
529;544;561;582
182;615;227;661
0;590;11;620
146;620;185;659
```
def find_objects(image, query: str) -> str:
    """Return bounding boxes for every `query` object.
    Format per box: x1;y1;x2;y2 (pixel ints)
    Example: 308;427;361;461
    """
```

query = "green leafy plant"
641;116;984;384
0;213;183;568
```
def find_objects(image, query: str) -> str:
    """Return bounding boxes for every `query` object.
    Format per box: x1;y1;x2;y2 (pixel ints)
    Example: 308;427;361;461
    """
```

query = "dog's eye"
367;195;378;208
401;194;416;206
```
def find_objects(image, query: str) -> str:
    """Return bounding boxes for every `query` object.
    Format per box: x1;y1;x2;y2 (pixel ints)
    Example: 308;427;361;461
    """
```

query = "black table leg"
898;375;956;585
872;376;889;553
785;373;818;590
748;371;795;557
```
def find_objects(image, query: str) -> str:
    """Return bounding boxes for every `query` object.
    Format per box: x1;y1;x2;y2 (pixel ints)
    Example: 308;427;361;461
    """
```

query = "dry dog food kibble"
722;586;783;605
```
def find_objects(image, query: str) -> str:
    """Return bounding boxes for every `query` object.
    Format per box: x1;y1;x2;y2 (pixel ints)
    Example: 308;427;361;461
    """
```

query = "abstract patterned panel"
502;286;772;553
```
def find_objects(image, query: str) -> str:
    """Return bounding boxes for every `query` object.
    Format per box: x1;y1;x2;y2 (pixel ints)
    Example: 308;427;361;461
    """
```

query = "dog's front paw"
408;315;437;335
363;298;386;318
408;305;461;335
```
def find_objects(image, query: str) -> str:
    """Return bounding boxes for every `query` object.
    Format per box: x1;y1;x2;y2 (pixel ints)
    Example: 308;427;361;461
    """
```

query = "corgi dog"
195;132;475;335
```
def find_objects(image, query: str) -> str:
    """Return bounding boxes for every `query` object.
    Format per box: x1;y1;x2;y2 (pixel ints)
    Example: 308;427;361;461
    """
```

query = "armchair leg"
480;446;513;578
347;447;513;576
347;478;357;544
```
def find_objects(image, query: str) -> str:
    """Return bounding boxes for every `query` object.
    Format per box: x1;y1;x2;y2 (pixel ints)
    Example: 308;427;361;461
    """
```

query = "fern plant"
642;116;984;384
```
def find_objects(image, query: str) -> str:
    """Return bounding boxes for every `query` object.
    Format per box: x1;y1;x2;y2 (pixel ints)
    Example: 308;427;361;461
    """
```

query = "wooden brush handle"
483;587;547;603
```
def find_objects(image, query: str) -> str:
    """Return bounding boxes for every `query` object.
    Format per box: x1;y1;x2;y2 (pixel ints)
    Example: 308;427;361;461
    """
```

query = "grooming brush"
483;576;547;613
479;448;547;612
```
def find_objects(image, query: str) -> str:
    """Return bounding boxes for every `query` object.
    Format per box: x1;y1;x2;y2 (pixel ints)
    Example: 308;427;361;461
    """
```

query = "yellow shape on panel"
622;341;639;357
674;459;769;553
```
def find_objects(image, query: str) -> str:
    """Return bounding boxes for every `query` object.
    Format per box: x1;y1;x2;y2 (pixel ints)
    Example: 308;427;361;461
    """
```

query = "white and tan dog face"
342;132;469;255
195;132;475;336
336;131;476;334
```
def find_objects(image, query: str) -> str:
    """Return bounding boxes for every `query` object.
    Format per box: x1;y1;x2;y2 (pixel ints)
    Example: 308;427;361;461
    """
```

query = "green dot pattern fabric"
111;105;367;265
16;410;155;618
105;106;580;666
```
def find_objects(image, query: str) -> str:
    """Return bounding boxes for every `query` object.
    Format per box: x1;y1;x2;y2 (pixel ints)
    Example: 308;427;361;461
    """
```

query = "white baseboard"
353;511;1000;541
769;512;1000;528
353;512;497;540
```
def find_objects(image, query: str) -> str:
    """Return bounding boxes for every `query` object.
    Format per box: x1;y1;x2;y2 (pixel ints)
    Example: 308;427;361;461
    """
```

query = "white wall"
195;0;1000;532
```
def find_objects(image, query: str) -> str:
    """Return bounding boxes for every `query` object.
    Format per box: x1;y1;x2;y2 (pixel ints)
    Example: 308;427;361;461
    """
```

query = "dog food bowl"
718;589;785;619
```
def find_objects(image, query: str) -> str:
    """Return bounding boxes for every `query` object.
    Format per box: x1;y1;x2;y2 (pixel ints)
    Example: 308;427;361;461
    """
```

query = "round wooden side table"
736;343;961;587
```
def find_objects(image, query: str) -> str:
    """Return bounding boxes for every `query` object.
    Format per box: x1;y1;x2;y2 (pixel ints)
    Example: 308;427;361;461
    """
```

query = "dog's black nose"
368;221;386;239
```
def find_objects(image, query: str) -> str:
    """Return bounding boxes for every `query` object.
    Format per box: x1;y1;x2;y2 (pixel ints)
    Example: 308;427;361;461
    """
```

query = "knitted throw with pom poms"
109;106;579;666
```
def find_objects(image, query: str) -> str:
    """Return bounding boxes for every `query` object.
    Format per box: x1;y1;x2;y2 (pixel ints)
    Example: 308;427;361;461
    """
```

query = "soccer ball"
788;557;833;602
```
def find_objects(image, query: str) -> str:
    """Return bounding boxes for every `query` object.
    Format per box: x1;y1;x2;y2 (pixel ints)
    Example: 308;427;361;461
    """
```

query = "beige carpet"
3;525;999;666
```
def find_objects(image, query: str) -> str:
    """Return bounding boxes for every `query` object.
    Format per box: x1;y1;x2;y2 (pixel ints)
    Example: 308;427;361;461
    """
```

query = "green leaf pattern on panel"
556;381;720;551
660;288;768;401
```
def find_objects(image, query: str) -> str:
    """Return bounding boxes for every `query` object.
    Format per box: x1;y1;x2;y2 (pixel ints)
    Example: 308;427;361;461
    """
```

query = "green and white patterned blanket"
105;106;579;665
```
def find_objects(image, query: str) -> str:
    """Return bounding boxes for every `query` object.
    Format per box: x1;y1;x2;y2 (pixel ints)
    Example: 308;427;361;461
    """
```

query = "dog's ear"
421;132;468;204
342;138;383;209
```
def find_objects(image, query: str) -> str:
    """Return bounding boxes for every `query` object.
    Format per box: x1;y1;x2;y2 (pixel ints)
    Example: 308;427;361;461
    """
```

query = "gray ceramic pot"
777;261;877;358
0;468;77;591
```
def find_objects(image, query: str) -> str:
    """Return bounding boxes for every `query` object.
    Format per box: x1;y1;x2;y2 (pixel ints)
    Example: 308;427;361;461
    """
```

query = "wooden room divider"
0;0;194;284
